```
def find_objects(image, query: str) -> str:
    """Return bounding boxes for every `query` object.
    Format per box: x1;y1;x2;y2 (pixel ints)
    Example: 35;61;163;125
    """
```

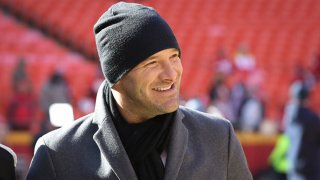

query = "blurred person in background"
230;80;248;130
211;83;236;124
285;83;320;180
239;86;265;132
233;43;256;73
268;133;289;180
208;76;236;124
208;76;224;102
6;59;37;130
39;69;71;133
213;47;233;78
283;81;304;130
6;78;36;130
27;2;252;179
239;69;266;132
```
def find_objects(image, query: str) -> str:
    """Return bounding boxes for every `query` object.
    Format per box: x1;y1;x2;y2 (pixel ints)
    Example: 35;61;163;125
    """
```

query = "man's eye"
172;54;179;58
145;61;157;66
170;54;180;60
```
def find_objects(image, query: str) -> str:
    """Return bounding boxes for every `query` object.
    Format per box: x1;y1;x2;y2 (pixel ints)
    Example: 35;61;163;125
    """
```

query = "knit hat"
94;2;180;87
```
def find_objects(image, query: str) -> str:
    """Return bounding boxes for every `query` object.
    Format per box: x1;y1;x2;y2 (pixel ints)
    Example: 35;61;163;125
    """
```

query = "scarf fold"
104;86;173;180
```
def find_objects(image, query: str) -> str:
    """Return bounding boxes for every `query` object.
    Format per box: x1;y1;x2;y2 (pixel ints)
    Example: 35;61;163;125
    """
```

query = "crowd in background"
1;57;104;138
0;42;320;179
2;43;320;137
184;43;320;135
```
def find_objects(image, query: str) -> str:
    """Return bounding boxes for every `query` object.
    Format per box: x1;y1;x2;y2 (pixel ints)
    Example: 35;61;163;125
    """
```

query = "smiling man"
112;48;182;123
27;2;252;180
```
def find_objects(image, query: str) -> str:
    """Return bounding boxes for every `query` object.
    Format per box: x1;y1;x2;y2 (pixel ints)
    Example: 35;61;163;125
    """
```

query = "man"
27;2;252;180
286;84;320;180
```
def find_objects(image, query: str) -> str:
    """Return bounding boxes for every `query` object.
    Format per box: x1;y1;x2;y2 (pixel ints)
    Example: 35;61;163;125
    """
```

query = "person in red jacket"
6;77;37;130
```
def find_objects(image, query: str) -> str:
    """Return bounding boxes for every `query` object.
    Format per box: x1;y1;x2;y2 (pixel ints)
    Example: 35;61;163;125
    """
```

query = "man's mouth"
152;84;174;92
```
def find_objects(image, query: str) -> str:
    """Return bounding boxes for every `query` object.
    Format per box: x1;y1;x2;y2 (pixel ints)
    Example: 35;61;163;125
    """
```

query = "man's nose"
159;61;177;82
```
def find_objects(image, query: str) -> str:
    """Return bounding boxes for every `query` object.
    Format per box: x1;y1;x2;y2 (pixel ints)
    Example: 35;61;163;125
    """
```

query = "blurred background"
0;0;319;179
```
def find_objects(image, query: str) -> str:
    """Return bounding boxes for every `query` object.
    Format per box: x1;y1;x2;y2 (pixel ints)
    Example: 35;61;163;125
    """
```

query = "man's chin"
160;103;179;114
152;96;179;114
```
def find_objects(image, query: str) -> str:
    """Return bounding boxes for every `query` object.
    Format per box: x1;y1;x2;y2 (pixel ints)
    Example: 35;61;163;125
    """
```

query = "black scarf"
104;86;173;180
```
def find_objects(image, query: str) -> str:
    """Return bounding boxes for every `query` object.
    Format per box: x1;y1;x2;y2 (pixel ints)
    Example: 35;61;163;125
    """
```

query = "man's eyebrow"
140;57;156;66
146;55;158;61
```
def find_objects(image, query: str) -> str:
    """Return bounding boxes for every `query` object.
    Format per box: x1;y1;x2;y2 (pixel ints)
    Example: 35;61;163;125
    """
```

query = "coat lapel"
164;109;188;180
92;81;137;180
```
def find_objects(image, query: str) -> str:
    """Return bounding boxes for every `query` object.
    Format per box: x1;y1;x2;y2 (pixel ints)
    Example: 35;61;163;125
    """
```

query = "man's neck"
110;89;155;124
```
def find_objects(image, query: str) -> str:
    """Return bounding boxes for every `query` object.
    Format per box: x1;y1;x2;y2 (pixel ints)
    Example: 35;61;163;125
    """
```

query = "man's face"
112;48;183;121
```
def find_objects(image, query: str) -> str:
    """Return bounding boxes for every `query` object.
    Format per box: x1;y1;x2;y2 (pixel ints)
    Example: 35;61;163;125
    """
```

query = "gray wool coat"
27;82;252;180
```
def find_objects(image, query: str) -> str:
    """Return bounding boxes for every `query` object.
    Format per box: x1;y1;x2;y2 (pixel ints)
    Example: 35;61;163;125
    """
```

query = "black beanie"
94;2;180;87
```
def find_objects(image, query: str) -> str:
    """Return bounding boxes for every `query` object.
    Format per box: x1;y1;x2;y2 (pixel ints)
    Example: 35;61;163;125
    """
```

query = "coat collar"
164;109;188;180
92;80;188;180
92;80;137;180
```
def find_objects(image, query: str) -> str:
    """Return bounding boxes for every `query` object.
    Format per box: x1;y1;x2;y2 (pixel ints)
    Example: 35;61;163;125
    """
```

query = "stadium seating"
0;11;98;116
1;0;320;119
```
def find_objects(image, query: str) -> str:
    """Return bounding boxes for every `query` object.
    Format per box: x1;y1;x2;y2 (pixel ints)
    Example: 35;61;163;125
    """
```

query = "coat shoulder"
39;113;97;150
179;106;232;133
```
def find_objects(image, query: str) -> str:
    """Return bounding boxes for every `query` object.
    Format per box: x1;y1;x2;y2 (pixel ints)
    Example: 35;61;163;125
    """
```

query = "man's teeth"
154;85;172;91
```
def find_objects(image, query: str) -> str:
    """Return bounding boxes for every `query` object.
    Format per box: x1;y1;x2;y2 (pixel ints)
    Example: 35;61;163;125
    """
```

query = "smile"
152;84;174;92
